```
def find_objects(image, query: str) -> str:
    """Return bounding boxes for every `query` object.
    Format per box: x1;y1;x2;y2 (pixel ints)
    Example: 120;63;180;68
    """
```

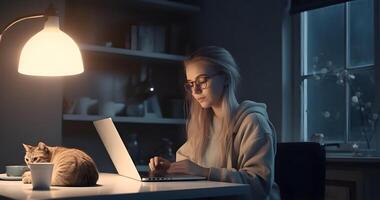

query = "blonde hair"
184;46;240;166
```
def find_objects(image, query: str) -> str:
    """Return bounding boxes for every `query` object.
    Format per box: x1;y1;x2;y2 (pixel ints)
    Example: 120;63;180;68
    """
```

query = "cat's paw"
22;171;32;184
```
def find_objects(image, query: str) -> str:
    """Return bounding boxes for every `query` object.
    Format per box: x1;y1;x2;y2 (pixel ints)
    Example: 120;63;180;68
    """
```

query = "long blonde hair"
184;46;240;166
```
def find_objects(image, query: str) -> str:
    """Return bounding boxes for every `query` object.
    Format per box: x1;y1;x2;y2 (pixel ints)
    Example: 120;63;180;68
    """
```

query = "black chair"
275;142;326;200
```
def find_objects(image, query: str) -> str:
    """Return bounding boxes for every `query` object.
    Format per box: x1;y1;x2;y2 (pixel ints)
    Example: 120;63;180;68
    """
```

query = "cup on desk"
29;163;54;190
5;165;29;177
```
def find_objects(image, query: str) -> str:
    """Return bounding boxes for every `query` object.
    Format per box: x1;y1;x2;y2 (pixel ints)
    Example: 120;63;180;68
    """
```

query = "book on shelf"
130;25;138;50
153;25;166;53
138;25;155;52
126;24;167;53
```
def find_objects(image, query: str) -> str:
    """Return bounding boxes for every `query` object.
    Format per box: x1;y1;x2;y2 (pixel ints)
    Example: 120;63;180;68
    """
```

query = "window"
301;0;377;150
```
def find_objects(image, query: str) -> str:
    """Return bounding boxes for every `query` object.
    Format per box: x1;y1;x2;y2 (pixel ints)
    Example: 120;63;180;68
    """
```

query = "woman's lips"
197;97;206;102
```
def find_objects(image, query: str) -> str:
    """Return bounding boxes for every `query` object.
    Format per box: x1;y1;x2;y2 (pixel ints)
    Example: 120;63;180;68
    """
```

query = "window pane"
303;77;346;141
349;0;374;68
304;4;345;76
349;70;376;146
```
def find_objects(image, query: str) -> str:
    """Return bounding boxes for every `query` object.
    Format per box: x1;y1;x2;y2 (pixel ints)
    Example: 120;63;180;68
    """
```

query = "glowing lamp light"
0;4;84;76
18;16;83;76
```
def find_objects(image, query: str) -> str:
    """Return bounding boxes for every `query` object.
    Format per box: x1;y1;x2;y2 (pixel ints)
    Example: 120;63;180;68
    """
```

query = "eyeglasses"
184;72;223;93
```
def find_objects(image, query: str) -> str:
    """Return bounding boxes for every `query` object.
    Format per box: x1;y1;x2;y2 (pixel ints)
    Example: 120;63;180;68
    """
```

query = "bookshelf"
61;0;197;172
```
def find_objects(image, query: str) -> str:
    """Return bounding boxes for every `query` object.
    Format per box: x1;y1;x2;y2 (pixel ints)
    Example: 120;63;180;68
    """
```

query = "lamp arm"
0;14;46;43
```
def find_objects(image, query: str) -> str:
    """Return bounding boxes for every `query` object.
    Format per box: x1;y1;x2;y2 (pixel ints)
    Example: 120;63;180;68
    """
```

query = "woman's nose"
192;85;202;94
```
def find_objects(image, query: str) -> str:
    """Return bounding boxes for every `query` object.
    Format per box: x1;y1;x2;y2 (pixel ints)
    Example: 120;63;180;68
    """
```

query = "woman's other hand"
148;156;171;175
167;159;210;177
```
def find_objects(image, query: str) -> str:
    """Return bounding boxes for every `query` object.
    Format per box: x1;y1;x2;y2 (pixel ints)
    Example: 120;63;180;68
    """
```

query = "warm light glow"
18;16;83;76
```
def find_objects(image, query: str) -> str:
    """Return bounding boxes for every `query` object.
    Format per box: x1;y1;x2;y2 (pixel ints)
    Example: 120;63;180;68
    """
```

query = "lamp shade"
18;16;83;76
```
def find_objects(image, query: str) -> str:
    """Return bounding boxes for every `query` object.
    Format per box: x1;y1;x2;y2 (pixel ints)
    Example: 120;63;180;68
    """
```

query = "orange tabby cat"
22;142;99;186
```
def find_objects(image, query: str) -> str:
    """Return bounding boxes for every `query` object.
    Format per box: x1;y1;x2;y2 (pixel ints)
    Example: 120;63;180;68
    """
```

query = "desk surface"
0;173;250;200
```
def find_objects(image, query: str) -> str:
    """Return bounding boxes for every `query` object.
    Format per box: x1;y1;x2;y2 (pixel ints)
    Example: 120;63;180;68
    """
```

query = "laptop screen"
93;118;141;181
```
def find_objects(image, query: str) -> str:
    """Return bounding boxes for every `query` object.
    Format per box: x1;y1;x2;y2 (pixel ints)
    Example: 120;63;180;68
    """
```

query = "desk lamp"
0;4;83;76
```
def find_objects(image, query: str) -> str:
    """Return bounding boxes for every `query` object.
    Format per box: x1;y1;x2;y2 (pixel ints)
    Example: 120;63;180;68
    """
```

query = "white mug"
75;97;98;115
99;101;125;117
29;163;54;190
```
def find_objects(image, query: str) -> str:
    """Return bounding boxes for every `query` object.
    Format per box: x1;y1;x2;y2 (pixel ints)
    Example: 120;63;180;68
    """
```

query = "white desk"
0;173;251;200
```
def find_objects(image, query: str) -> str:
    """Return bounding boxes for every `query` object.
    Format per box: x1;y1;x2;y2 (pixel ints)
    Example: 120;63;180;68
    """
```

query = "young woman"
149;46;280;199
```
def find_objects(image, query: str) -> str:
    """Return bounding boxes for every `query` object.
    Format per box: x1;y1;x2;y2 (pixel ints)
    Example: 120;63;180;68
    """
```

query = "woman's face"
185;61;225;108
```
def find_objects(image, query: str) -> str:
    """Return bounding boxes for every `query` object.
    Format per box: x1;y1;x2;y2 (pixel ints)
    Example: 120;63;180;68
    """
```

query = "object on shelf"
130;25;138;50
97;73;114;102
126;24;167;53
126;103;145;117
112;72;129;103
138;25;155;52
63;97;77;114
134;65;155;102
75;97;98;115
98;101;125;117
144;95;162;118
153;25;166;53
124;25;131;49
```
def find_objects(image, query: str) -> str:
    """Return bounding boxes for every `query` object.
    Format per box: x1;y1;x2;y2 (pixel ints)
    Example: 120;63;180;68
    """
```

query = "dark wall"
0;0;64;170
194;0;283;138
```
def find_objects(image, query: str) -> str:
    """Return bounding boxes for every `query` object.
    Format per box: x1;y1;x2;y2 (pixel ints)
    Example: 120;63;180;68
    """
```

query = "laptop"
93;118;206;182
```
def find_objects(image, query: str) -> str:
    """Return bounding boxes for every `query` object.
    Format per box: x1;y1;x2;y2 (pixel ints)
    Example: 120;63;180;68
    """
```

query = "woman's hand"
167;159;210;177
148;156;171;176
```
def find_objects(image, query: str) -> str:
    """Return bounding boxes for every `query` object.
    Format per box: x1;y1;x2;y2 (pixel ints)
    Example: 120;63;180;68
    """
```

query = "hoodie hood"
232;100;272;134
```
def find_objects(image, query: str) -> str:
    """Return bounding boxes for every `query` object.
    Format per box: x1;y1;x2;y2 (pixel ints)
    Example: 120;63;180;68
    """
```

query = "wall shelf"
80;44;186;62
63;114;186;125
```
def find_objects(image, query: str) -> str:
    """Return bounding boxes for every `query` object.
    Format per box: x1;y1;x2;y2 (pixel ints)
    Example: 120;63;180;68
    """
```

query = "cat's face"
23;142;51;164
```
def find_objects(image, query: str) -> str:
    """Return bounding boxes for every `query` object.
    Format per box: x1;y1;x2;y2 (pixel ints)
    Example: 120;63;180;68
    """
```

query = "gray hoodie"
177;100;281;200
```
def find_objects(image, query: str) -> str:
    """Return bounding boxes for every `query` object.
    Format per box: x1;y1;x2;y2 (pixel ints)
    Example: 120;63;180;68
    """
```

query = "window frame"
286;0;380;152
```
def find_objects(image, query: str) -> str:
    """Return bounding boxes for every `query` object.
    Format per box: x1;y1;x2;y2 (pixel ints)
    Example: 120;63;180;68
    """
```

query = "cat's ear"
37;142;47;150
22;144;32;152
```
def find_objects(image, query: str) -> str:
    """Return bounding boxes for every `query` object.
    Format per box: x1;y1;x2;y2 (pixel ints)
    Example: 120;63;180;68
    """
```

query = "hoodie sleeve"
208;113;276;199
176;141;192;162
